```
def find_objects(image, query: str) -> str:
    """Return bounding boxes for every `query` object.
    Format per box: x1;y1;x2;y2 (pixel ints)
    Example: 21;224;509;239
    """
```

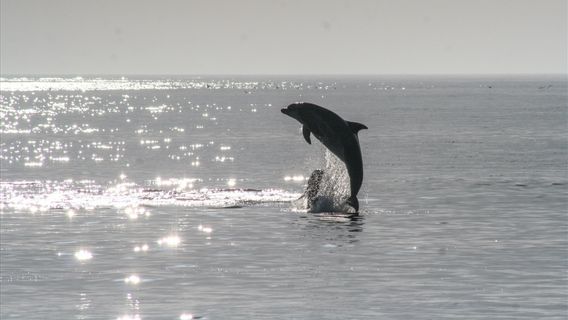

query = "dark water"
1;76;567;319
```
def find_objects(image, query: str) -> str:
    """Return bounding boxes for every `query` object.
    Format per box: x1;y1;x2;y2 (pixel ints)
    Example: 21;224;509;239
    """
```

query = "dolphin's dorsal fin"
302;125;312;144
347;121;368;135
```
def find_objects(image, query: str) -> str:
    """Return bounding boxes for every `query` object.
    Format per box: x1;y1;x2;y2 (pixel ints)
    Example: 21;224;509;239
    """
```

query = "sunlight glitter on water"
74;249;93;261
0;179;299;212
2;76;566;320
123;206;150;220
116;315;141;320
157;235;181;247
66;209;76;219
123;275;141;285
226;178;236;187
152;177;199;190
133;244;149;253
1;77;291;92
284;175;306;182
198;225;213;234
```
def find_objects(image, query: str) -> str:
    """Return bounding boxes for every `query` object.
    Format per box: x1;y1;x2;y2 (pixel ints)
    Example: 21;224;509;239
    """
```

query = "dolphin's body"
281;102;367;212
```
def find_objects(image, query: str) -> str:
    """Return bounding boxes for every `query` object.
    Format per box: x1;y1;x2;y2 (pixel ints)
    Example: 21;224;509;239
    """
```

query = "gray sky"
1;0;566;75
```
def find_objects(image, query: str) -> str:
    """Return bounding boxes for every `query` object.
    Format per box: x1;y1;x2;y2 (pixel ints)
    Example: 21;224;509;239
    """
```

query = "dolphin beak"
281;108;290;115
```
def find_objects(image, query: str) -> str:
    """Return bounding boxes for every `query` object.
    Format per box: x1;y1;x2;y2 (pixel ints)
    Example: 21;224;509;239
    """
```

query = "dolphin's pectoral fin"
347;121;368;135
302;125;312;144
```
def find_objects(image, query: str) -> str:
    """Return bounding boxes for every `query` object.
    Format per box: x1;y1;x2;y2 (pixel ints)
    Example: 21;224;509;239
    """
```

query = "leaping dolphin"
281;102;367;212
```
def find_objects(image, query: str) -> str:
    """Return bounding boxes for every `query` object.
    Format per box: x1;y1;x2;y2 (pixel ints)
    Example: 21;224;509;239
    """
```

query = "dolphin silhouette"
281;102;367;212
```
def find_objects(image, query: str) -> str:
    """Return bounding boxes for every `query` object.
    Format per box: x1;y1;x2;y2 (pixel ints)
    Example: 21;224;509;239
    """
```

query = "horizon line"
1;72;566;78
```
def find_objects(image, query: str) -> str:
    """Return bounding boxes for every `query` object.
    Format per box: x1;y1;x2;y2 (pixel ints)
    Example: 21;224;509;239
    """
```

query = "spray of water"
296;149;352;213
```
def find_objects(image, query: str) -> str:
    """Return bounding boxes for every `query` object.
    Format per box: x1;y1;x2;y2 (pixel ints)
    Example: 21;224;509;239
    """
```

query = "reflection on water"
75;292;92;320
197;225;213;234
312;213;365;233
124;275;141;285
157;235;182;247
0;178;299;211
1;76;567;319
74;249;93;261
0;77;319;92
297;213;365;245
133;244;149;253
116;315;141;320
179;313;195;320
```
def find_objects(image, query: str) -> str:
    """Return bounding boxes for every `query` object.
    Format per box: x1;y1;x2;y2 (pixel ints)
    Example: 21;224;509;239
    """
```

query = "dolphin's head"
281;102;313;122
280;103;301;121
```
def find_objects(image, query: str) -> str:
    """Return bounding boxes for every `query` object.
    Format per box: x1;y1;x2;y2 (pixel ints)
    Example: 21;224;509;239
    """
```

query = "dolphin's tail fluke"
345;195;359;213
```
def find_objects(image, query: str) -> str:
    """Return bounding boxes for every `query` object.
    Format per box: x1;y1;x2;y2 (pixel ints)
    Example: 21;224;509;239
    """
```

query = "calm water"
1;76;567;319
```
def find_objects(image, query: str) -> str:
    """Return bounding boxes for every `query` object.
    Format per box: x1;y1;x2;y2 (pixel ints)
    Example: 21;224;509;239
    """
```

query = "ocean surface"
0;75;566;320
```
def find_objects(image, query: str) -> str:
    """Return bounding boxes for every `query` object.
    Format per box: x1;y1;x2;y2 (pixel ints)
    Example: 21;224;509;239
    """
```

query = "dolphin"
281;102;367;212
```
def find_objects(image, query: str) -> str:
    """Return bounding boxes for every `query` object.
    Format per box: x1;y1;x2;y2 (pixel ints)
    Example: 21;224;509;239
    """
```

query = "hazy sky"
1;0;566;75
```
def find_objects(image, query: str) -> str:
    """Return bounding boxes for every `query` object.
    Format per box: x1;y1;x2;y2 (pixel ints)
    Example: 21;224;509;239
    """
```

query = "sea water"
1;75;566;319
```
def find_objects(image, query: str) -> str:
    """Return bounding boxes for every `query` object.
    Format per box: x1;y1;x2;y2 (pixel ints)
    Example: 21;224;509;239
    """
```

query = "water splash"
295;149;352;213
321;149;351;202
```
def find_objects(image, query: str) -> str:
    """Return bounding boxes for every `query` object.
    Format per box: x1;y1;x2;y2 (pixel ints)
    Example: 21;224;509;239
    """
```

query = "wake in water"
0;150;355;215
0;178;299;213
0;156;353;216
